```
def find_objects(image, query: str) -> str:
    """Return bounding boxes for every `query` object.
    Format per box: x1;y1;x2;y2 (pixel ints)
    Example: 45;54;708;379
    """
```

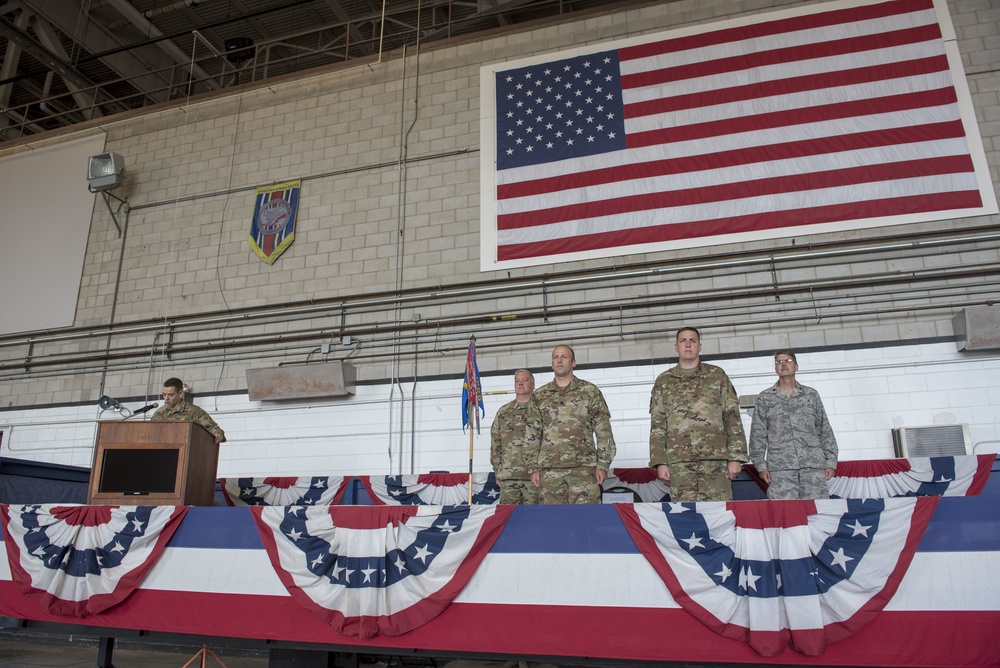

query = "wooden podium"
88;421;219;506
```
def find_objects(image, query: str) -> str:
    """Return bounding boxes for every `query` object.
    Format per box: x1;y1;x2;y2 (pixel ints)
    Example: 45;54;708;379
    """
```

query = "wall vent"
891;424;971;458
246;362;356;401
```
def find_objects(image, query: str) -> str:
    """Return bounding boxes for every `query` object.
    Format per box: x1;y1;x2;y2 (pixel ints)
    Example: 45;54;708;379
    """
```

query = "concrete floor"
0;632;270;668
0;630;574;668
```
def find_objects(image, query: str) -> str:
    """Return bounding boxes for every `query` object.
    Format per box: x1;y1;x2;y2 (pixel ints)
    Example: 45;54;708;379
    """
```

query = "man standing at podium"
151;378;227;445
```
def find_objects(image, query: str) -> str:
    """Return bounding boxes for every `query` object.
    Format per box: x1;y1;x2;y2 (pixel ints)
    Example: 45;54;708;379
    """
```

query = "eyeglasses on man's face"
774;359;796;366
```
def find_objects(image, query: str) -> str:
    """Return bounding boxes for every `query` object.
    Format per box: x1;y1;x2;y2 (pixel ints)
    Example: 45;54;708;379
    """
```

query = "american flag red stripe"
485;0;995;265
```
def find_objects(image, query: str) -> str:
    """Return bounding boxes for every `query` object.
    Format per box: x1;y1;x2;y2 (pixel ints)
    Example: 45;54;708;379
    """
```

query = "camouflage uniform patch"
497;478;540;505
668;460;733;502
766;468;829;500
489;398;543;504
151;399;226;442
534;376;616;505
748;382;838;500
539;468;601;505
648;363;746;502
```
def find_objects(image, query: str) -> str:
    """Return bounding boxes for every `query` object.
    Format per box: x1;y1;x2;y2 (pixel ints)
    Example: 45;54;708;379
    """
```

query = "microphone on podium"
132;403;159;415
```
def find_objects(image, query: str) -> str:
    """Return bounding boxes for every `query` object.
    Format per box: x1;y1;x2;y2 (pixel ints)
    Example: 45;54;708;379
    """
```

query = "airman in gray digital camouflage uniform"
648;327;746;502
748;350;838;499
490;369;543;504
531;345;616;504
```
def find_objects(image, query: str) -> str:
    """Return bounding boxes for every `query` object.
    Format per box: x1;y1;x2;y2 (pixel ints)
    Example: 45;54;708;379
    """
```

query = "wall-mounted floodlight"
87;152;125;192
88;152;129;236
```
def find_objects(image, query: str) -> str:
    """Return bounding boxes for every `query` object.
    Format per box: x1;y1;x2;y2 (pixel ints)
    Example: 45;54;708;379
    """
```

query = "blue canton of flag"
496;51;626;171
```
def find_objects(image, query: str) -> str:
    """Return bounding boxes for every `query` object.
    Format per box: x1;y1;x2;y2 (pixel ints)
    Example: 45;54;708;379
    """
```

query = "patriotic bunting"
0;504;187;617
828;454;994;498
220;476;350;506
251;504;512;638
616;497;937;656
360;473;500;506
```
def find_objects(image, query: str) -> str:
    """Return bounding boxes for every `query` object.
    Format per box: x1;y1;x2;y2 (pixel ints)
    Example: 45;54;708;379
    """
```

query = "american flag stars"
496;50;627;170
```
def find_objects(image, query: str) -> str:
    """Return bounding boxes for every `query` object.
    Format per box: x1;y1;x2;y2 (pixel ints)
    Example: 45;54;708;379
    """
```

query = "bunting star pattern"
220;476;350;506
360;473;501;506
616;497;937;656
0;504;187;617
251;504;512;638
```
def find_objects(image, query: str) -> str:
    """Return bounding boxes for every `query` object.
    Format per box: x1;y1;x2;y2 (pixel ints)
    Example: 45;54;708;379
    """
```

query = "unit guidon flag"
480;0;996;268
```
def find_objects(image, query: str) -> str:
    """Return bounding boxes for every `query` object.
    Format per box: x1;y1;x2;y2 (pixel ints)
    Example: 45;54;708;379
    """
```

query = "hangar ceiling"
0;0;641;143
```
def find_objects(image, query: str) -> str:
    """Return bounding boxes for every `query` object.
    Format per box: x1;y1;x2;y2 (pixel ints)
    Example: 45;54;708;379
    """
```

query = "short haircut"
514;369;535;382
676;326;700;342
163;377;184;392
553;344;576;361
773;350;797;363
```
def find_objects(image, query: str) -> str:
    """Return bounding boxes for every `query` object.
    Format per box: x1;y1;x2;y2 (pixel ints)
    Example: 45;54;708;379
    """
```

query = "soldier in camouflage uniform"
648;327;746;502
748;350;838;499
490;369;543;504
531;345;616;504
151;377;227;445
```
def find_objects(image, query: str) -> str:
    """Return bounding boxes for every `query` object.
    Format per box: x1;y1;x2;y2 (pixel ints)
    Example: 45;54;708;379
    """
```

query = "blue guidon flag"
616;497;937;656
251;504;513;638
0;504;187;617
220;476;350;506
360;473;501;505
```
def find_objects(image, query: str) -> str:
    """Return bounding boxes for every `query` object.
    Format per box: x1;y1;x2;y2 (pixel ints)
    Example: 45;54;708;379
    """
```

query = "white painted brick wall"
2;342;997;477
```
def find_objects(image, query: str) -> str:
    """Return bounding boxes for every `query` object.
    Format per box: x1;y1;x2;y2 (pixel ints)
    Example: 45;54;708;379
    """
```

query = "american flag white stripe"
482;0;996;267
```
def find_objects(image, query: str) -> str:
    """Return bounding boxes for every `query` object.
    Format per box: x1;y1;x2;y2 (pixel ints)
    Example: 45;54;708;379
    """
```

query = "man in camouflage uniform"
748;350;838;499
151;378;227;445
490;369;543;504
531;345;616;504
648;327;746;502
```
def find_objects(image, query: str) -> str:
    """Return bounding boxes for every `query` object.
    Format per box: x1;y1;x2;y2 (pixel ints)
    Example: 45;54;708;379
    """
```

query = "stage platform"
0;456;998;667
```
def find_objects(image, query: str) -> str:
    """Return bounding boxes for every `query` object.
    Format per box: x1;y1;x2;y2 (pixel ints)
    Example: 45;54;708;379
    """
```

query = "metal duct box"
953;306;1000;351
891;424;971;458
246;362;356;401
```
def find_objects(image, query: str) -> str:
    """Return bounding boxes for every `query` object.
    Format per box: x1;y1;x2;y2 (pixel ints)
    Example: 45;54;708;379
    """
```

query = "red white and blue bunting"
0;504;187;617
827;455;994;498
605;467;671;502
360;473;500;505
617;497;937;656
220;476;350;506
251;503;512;638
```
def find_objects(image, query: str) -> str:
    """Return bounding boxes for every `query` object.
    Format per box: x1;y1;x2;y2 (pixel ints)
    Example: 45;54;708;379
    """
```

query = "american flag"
482;0;996;267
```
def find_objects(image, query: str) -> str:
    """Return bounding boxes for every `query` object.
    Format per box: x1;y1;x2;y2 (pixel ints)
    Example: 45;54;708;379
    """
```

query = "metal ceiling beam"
29;14;102;118
0;12;101;95
103;0;220;92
